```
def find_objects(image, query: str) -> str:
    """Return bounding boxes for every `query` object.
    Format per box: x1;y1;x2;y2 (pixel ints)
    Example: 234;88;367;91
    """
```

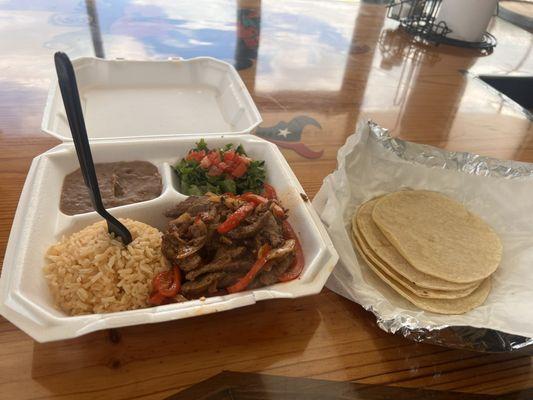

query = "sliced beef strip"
181;272;226;297
161;233;179;261
186;259;250;281
202;224;222;255
258;269;279;286
226;210;271;240
162;230;200;261
168;211;193;229
215;245;247;260
162;219;207;262
185;246;251;281
189;219;207;238
275;253;294;274
259;212;284;247
179;254;202;272
165;196;216;218
258;253;295;286
217;272;242;288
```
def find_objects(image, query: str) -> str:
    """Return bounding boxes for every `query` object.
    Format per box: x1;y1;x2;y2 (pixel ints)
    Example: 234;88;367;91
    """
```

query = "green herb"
195;139;208;151
173;142;266;196
220;179;236;194
235;160;265;194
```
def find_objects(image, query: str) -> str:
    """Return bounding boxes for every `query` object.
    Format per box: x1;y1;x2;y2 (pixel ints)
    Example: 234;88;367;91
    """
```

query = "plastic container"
0;57;338;342
42;57;262;141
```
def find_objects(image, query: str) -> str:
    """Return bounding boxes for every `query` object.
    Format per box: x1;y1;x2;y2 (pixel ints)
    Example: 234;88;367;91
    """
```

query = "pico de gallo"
174;139;266;195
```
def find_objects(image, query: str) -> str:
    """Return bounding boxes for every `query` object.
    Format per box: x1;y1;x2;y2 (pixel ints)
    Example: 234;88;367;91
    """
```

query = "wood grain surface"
168;371;524;399
0;1;532;399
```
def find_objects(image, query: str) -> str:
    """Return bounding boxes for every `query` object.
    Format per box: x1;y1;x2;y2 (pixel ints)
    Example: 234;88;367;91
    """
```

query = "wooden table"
1;1;532;398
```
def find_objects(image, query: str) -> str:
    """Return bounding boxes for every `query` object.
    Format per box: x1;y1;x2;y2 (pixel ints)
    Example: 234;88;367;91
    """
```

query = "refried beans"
60;161;162;215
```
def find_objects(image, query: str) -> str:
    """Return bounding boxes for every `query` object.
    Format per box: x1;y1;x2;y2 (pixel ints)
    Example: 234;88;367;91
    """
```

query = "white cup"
436;0;497;42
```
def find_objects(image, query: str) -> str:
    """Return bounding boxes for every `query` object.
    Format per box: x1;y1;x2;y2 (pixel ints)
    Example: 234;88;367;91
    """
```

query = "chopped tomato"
278;221;304;282
186;150;206;162
207;150;221;165
240;193;268;205
200;156;212;169
231;162;248;178
223;150;236;162
218;161;229;172
224;161;236;174
263;183;278;199
239;155;252;166
208;165;223;176
217;202;255;234
227;244;271;293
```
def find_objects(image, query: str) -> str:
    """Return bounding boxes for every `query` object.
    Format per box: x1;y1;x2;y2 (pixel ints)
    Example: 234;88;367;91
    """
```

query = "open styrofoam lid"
41;57;262;141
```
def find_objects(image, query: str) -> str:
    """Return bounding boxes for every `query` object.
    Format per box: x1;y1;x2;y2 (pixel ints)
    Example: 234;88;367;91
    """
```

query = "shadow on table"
321;290;532;391
30;298;321;397
165;370;533;400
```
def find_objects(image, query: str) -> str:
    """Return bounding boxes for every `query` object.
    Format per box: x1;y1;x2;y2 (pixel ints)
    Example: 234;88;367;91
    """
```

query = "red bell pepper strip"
217;202;255;234
278;221;305;282
158;267;181;297
227;244;271;293
150;267;182;305
263;183;278;200
240;192;285;218
149;291;167;306
240;193;268;205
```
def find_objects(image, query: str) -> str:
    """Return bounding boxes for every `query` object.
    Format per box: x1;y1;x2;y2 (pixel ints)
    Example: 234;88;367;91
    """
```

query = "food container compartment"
41;57;262;141
0;135;338;342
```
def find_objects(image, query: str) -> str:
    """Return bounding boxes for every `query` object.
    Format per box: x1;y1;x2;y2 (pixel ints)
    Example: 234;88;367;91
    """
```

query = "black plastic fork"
54;51;132;245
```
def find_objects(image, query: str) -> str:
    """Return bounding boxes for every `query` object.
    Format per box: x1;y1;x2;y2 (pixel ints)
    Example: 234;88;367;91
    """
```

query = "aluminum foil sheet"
313;121;533;352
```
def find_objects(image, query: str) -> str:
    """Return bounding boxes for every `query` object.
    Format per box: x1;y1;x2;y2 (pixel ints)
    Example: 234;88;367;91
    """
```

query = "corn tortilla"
352;223;481;299
351;231;492;314
372;191;502;283
355;199;481;291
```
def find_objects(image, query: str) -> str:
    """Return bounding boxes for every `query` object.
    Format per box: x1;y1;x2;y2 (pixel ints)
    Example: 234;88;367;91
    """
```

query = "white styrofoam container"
0;58;338;342
42;57;262;141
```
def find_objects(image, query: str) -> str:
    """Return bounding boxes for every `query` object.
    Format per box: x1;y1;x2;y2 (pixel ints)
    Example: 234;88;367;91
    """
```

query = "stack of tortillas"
351;190;502;314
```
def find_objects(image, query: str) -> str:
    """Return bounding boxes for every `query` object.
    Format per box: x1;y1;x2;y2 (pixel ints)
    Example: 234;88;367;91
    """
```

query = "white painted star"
277;128;292;138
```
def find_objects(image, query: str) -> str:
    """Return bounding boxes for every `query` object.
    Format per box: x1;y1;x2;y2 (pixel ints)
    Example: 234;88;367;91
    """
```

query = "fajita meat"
160;194;302;300
185;247;252;281
165;196;215;218
181;272;227;297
